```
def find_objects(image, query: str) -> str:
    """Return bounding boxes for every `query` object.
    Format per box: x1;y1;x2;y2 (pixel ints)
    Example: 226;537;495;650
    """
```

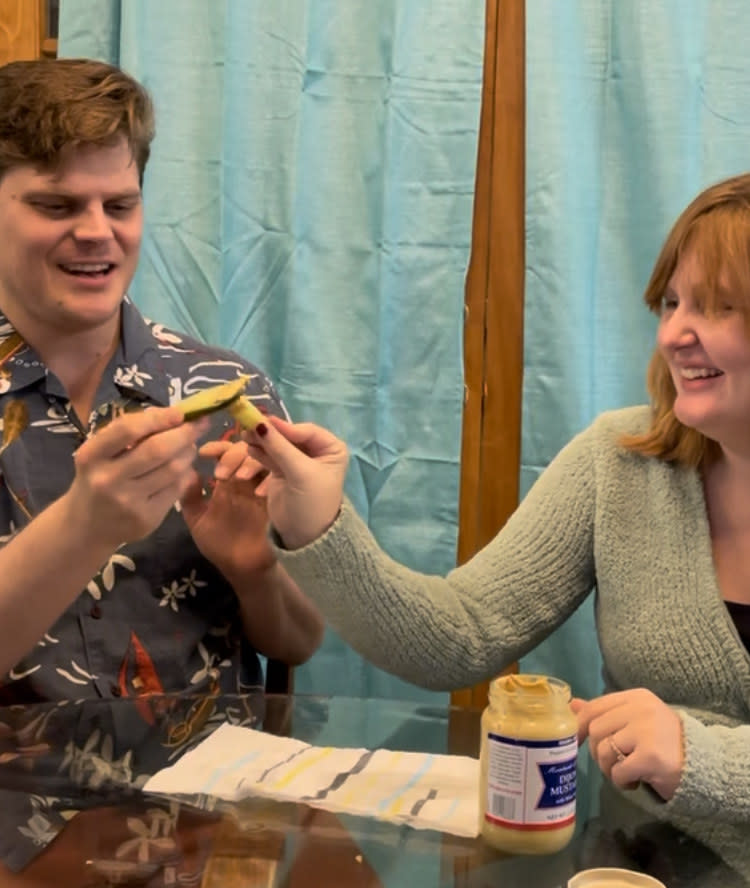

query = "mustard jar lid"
568;867;667;888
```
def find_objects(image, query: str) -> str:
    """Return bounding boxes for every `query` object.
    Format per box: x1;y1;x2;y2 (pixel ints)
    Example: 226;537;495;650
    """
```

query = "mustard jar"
479;673;578;854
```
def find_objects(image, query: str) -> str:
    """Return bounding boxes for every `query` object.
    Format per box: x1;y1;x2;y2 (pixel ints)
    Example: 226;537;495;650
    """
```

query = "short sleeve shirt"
0;298;289;705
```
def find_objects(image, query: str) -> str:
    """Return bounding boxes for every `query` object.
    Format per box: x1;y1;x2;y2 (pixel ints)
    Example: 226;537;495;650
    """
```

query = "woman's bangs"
684;209;750;317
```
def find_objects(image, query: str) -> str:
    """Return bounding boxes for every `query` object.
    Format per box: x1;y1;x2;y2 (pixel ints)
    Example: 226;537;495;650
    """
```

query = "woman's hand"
239;416;349;549
572;688;684;801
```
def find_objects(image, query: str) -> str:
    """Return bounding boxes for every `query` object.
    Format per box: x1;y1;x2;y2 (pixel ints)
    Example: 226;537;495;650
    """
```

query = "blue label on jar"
537;758;577;808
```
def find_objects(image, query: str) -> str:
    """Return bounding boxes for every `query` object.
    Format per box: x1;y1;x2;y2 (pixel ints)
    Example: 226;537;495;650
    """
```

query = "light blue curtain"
59;0;484;701
523;0;750;700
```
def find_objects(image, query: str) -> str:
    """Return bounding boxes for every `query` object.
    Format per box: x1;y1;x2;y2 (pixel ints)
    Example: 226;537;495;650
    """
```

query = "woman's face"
658;250;750;456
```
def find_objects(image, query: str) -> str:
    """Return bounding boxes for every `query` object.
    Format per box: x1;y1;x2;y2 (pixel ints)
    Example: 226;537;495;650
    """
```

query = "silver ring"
607;735;627;763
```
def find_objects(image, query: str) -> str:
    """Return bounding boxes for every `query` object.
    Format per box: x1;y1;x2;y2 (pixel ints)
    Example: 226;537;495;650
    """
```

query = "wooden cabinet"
0;0;57;64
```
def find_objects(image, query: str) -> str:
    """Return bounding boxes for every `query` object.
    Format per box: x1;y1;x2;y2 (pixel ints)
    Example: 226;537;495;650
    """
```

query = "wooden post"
452;0;525;709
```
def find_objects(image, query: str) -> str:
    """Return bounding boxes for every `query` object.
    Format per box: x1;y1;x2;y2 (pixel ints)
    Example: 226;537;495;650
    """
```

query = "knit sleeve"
618;706;750;827
275;421;601;690
666;710;750;822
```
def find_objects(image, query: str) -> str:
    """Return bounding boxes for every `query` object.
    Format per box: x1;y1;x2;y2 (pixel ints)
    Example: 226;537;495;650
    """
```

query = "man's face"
0;138;142;342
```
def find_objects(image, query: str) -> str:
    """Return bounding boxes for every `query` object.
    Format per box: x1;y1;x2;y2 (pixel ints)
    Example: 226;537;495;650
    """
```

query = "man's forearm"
0;493;116;675
233;562;324;665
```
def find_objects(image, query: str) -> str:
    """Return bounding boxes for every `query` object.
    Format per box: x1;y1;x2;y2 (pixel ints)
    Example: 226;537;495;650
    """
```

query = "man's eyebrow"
22;188;142;201
103;190;143;201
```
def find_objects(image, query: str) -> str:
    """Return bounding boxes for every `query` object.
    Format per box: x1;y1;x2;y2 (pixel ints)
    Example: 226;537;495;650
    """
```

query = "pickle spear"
226;395;265;430
175;375;265;429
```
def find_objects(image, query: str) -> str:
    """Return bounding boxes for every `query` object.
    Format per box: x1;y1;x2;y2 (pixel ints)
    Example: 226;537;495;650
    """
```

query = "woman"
227;173;750;822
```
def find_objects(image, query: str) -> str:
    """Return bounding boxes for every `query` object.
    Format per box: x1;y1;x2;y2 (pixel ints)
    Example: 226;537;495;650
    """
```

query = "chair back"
264;658;293;695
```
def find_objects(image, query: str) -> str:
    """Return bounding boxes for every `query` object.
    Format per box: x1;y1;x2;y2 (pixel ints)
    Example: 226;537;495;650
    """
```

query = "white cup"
568;867;667;888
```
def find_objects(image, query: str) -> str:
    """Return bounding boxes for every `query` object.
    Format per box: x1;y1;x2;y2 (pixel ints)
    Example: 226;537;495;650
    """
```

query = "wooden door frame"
451;0;525;709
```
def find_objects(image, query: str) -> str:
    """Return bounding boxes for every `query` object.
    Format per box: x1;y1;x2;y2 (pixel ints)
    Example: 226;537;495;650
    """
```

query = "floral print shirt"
0;297;288;707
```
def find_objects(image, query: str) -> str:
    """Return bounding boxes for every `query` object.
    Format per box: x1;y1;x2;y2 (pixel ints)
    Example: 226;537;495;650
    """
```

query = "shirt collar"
0;297;172;406
116;297;172;406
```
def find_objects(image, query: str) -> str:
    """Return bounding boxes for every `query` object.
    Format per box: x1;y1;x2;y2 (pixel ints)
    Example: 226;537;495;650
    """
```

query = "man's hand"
180;440;276;582
572;688;684;801
67;407;207;548
182;437;325;664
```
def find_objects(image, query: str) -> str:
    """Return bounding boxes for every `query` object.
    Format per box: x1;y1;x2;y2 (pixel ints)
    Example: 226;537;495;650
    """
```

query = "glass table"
0;692;746;887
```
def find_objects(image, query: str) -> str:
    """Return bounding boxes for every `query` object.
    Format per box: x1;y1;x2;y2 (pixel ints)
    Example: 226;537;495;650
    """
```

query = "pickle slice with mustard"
175;375;265;430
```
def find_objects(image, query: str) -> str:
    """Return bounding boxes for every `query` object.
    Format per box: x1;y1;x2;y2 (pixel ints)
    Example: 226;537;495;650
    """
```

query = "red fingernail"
255;423;268;437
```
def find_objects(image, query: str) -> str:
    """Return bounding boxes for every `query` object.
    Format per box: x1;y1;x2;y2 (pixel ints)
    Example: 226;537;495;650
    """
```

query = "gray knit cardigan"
275;406;750;823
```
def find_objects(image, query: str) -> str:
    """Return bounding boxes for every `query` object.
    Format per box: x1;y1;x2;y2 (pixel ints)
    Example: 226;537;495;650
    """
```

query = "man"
0;57;324;704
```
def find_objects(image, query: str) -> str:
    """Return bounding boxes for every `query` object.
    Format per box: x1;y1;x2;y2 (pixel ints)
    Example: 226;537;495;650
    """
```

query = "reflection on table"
0;692;746;887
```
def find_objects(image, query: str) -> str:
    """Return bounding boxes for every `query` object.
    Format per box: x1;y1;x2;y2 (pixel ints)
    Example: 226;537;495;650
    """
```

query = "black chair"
264;658;292;695
263;659;293;735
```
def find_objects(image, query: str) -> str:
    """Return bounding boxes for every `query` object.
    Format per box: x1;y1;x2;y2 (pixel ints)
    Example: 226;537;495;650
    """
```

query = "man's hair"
0;57;155;184
622;172;750;467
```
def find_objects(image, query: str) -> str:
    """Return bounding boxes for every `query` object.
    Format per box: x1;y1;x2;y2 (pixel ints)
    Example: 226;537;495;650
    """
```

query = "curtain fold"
59;0;484;701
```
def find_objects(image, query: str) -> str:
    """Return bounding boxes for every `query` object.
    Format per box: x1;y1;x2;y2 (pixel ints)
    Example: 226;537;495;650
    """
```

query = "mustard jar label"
484;732;577;828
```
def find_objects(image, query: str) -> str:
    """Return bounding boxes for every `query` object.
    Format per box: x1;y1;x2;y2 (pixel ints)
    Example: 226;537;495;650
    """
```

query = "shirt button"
110;685;122;697
90;604;102;619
